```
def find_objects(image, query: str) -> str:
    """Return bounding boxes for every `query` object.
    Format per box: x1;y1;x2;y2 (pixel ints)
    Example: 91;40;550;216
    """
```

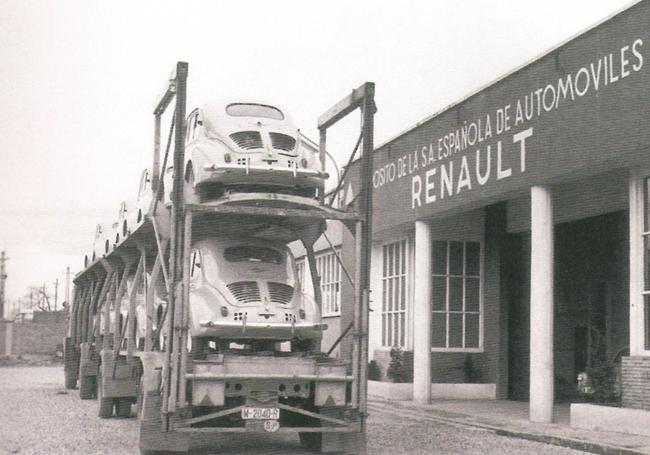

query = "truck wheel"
79;375;96;400
64;365;77;390
97;372;114;418
299;432;322;452
136;376;144;417
63;342;78;389
115;398;132;418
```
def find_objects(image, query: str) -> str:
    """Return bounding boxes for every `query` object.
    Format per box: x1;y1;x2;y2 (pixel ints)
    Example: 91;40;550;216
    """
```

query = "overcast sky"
0;0;635;313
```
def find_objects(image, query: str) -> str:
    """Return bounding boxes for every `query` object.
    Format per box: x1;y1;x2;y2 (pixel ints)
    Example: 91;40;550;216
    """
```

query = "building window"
316;250;341;317
643;177;650;351
431;240;481;350
382;240;408;347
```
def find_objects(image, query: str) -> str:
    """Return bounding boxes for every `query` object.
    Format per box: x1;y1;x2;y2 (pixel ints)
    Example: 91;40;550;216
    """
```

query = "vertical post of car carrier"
153;115;162;193
317;82;375;438
160;61;188;429
152;67;177;194
178;210;192;408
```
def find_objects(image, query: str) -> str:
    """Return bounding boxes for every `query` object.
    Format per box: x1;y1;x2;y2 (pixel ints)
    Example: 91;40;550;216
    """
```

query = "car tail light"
220;306;229;317
300;158;308;168
299;309;306;319
224;153;232;163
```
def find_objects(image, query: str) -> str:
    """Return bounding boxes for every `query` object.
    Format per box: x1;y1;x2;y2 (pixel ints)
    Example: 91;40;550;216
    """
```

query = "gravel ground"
0;365;586;455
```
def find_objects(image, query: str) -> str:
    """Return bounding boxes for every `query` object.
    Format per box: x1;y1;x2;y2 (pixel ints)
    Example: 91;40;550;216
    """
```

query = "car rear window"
226;103;284;120
224;246;284;265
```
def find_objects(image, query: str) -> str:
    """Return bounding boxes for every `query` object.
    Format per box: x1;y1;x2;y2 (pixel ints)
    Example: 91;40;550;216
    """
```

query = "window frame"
430;239;484;353
315;249;342;317
381;238;409;348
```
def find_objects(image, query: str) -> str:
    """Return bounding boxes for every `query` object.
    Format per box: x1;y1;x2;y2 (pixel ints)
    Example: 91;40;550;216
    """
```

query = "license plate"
241;407;280;420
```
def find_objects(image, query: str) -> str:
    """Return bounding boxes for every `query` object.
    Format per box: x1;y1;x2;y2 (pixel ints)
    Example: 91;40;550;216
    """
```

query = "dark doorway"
504;232;529;400
505;211;629;401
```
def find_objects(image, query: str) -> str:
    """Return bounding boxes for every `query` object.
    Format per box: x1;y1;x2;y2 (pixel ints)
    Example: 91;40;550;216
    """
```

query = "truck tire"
97;372;114;418
63;342;78;390
64;365;77;390
136;376;144;417
115;398;132;418
79;375;96;400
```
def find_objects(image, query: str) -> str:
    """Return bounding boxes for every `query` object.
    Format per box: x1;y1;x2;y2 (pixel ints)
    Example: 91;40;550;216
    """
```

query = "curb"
368;399;650;455
493;428;646;455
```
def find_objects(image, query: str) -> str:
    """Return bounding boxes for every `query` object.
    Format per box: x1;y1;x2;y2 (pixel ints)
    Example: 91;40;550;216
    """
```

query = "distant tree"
26;285;52;312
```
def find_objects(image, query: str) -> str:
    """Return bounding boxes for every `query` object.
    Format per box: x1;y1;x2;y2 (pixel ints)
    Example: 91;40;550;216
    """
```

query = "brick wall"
622;356;650;410
32;310;68;324
1;318;69;357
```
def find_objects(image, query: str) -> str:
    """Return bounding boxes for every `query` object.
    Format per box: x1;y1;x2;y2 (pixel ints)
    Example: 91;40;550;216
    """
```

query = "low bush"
368;360;381;381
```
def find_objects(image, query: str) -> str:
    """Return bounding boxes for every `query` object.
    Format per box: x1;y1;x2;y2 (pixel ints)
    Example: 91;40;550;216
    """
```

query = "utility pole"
53;278;59;311
0;251;8;320
42;283;49;311
65;266;71;305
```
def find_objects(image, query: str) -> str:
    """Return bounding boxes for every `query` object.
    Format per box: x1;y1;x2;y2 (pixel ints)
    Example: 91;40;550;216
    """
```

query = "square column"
413;220;432;404
529;185;554;423
628;173;646;356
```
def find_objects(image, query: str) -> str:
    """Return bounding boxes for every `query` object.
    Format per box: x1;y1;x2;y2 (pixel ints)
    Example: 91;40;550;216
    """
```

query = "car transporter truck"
62;62;376;454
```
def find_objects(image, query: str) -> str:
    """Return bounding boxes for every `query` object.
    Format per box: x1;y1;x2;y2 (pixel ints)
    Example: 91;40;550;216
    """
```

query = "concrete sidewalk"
368;398;650;454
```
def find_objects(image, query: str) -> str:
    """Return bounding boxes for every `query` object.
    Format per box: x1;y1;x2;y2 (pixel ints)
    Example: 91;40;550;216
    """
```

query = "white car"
187;236;323;342
135;168;154;225
163;101;327;204
90;222;117;264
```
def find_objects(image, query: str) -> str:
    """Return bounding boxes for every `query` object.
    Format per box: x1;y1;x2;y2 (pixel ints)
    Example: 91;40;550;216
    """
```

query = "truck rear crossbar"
185;373;353;382
174;402;353;429
175;426;358;433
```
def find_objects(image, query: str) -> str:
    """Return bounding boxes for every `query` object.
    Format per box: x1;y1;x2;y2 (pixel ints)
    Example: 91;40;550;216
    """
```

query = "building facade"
333;0;650;423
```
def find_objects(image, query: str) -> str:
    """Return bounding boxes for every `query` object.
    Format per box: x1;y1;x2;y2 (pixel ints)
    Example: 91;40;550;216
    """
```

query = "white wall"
368;242;384;360
289;221;345;357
